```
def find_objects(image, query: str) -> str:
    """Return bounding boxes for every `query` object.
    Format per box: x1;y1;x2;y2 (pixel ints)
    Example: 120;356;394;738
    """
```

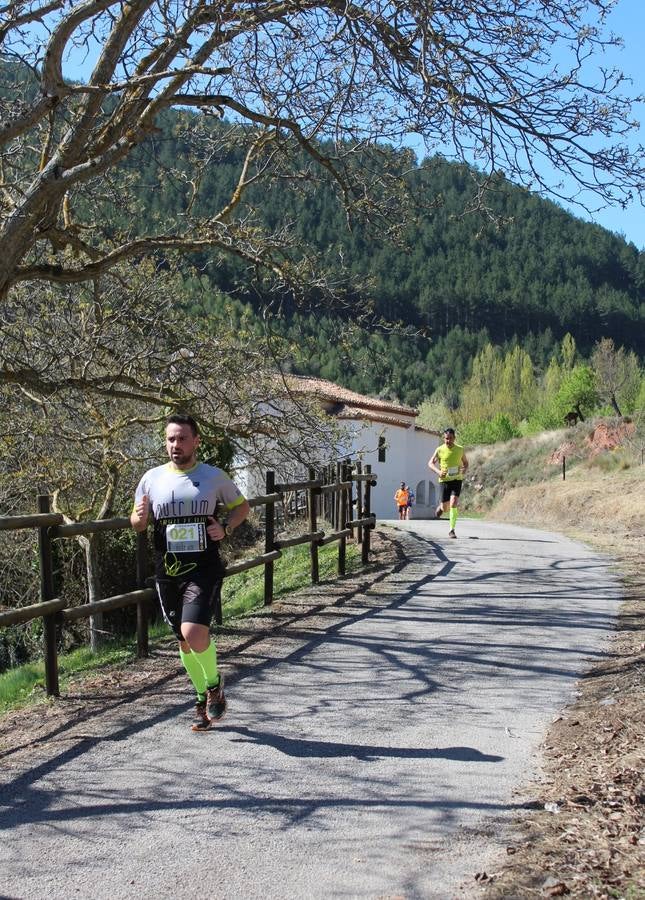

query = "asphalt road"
0;520;622;899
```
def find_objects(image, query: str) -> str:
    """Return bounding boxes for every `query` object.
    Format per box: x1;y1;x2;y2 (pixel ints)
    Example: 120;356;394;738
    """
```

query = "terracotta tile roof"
284;375;418;418
337;406;417;429
415;424;442;437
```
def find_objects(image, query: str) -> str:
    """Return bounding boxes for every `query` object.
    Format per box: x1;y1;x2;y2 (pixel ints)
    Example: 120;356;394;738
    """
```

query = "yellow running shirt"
435;443;465;483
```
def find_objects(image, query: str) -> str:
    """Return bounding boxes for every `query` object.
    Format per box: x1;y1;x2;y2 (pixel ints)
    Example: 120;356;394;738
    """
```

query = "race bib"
447;466;459;476
166;522;207;553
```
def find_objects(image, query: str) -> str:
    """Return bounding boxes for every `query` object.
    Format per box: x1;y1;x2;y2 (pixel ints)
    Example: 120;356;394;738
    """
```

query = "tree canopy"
1;0;644;303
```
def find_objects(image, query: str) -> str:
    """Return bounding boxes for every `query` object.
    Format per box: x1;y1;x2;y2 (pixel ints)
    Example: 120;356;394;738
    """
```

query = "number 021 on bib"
165;522;207;553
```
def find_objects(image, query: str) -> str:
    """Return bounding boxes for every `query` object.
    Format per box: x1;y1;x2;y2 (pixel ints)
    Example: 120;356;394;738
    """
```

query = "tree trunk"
81;534;104;652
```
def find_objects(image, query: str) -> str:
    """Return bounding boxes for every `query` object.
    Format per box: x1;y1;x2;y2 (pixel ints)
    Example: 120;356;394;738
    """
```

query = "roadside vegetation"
462;415;642;515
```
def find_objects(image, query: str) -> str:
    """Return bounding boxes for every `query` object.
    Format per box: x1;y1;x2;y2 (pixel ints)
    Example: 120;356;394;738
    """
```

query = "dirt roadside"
476;467;645;899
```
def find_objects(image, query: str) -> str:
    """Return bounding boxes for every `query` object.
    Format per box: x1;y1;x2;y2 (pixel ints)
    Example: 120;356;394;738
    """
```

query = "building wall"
233;418;441;522
338;420;440;520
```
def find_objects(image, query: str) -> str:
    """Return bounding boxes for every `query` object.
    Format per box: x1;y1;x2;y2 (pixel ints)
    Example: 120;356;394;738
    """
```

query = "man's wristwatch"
224;523;234;537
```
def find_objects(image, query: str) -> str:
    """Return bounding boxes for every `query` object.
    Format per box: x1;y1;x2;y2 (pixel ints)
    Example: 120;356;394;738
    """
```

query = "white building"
236;376;442;521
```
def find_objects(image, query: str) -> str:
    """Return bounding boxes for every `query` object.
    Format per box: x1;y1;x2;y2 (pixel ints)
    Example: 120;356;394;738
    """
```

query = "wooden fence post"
362;465;373;564
562;455;566;480
347;459;355;540
355;460;363;545
264;470;276;605
135;531;149;657
321;465;326;521
338;462;348;576
38;495;59;697
308;466;320;585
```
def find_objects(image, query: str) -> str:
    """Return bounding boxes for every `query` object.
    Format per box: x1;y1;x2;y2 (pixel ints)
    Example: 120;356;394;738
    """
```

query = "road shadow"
224;725;504;762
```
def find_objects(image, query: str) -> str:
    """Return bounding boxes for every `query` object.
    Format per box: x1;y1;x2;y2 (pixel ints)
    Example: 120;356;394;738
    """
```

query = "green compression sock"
193;642;220;688
179;647;207;698
449;507;458;530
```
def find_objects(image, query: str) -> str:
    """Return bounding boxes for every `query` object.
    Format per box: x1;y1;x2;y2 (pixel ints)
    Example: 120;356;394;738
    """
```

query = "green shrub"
460;414;520;445
524;403;563;432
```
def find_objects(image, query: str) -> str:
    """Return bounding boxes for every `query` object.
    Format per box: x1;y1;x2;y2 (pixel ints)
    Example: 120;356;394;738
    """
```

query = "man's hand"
131;494;150;532
206;516;225;541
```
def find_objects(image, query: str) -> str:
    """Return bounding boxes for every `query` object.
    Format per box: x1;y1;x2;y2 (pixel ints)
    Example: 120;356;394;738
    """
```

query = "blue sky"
405;0;645;250
563;0;644;249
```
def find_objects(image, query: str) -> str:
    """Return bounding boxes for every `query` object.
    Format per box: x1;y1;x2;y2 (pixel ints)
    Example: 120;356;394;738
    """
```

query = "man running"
428;428;468;538
394;482;409;520
131;413;250;731
406;487;415;520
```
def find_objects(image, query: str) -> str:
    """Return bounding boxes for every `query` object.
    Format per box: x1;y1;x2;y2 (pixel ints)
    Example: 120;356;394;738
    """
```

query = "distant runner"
131;413;250;731
394;482;410;520
406;487;415;520
428;428;468;538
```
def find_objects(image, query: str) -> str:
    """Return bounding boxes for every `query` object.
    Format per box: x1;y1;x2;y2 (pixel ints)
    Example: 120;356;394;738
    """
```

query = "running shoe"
448;529;457;539
206;677;227;722
191;699;211;732
435;505;443;519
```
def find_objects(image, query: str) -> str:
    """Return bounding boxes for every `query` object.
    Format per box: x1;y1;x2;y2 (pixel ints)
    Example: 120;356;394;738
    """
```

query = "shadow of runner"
224;725;504;762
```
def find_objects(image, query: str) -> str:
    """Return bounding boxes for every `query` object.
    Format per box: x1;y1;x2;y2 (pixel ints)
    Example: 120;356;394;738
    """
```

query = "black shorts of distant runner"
441;480;463;504
155;572;223;640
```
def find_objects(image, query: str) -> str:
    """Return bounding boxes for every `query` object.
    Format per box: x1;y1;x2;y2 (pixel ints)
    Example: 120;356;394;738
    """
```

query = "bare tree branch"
0;0;642;302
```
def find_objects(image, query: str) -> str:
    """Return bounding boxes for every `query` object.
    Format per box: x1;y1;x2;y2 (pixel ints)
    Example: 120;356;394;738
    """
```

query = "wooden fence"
0;462;377;696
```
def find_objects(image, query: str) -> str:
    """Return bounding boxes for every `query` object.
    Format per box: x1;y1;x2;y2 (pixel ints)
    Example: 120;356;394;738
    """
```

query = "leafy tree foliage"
553;364;599;421
591;338;643;416
458;415;520;446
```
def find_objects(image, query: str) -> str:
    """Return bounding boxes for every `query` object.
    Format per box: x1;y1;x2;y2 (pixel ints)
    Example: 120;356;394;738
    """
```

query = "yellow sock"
194;642;220;688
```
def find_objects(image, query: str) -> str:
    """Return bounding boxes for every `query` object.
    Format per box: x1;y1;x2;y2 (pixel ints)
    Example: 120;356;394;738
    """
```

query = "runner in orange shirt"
394;482;409;520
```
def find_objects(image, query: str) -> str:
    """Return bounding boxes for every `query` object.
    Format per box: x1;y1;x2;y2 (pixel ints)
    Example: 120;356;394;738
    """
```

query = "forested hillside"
121;115;644;406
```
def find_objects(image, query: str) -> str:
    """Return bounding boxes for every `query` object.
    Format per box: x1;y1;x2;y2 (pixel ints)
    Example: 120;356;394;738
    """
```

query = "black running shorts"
155;572;223;640
440;479;463;504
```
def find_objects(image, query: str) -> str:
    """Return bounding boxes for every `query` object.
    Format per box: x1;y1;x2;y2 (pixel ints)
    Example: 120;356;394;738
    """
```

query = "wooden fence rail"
0;461;377;696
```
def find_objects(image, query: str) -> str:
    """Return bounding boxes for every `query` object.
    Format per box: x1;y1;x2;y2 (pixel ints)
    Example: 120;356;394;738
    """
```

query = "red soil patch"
548;441;577;464
586;419;635;456
549;419;634;464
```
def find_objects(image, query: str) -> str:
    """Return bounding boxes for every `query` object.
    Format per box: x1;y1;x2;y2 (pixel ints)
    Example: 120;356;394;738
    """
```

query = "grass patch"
0;637;147;712
0;539;361;712
583;449;633;472
221;539;360;619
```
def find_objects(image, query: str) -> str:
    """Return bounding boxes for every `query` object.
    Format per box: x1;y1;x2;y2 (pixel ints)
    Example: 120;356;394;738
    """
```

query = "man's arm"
227;499;250;531
428;451;443;476
206;498;251;541
460;452;469;474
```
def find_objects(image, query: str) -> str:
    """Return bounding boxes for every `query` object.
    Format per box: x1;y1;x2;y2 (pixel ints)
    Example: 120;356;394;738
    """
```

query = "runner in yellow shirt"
428;428;468;539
